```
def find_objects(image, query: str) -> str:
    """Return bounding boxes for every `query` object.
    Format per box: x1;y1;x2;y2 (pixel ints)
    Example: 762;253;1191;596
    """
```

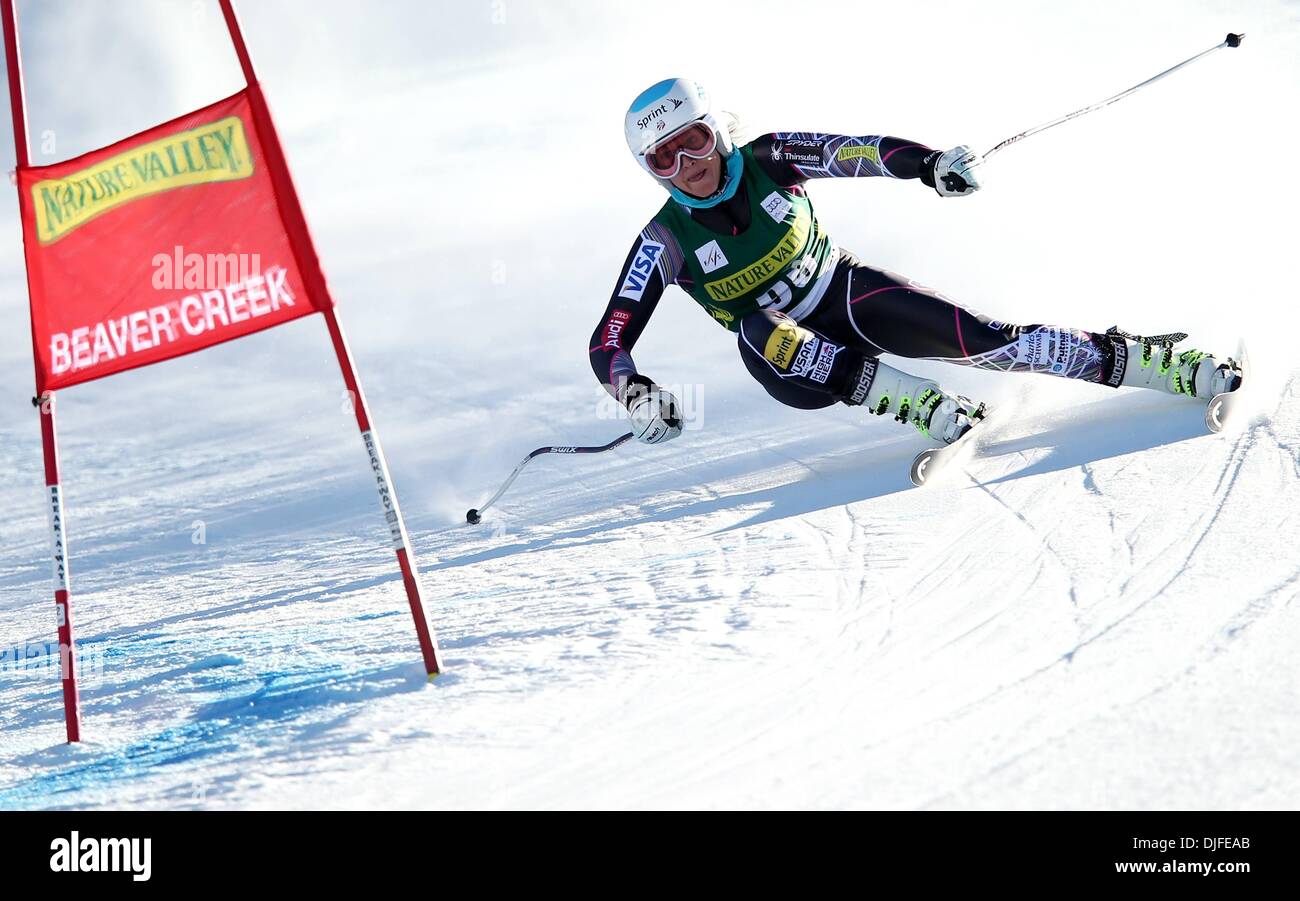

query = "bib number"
759;279;793;310
787;253;818;289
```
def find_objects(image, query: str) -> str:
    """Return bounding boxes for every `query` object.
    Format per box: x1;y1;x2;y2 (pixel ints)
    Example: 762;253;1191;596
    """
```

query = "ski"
909;407;998;488
1204;340;1250;434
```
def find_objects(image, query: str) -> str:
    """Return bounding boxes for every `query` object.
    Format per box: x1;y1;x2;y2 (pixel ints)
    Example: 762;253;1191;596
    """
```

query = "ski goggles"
643;121;718;178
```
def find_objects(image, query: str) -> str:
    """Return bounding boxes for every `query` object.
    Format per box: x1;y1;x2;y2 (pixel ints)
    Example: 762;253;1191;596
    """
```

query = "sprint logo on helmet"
626;78;730;175
636;98;684;131
619;239;664;301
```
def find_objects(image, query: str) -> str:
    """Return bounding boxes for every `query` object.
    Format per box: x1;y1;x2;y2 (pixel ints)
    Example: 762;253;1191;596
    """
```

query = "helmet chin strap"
667;149;744;210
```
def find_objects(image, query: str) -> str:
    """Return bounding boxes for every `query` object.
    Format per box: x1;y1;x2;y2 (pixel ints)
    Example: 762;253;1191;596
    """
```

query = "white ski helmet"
624;78;737;194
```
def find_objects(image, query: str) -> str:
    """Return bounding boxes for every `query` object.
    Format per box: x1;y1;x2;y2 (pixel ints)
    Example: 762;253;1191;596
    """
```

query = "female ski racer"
590;78;1242;445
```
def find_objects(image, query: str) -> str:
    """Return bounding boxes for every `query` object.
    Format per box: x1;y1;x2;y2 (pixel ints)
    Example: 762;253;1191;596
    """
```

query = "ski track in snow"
1;370;1297;810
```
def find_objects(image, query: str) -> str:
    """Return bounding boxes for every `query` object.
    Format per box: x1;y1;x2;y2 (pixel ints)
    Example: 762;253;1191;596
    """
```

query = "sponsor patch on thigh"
808;340;841;384
763;320;814;371
791;336;820;376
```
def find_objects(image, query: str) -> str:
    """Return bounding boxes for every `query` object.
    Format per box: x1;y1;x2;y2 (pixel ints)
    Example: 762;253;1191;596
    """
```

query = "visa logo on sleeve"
619;239;665;301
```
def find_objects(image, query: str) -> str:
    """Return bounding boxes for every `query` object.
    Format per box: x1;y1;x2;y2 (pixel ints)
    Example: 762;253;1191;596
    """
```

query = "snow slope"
1;0;1298;809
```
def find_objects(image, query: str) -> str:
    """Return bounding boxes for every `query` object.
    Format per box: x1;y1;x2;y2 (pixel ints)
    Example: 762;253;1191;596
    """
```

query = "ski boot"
845;357;986;445
1105;327;1243;399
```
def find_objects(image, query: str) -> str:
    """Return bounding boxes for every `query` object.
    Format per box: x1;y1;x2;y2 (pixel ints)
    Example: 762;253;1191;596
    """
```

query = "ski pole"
466;432;635;524
983;32;1244;161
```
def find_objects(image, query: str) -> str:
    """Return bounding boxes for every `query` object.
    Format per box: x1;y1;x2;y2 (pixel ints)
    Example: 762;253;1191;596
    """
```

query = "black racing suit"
589;133;1120;412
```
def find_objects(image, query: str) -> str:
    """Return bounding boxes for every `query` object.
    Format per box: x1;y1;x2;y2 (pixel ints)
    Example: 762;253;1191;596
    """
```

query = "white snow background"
0;0;1298;809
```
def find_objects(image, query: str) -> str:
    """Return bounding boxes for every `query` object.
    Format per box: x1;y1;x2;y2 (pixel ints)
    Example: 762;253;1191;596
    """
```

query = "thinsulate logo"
31;115;255;244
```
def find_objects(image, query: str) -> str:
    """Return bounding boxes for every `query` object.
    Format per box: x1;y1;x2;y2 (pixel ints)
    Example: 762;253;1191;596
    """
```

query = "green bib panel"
654;144;837;331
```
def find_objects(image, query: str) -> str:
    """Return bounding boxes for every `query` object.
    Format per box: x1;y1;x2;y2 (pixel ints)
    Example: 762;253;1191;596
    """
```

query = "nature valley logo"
702;207;811;303
835;144;881;165
32;115;255;244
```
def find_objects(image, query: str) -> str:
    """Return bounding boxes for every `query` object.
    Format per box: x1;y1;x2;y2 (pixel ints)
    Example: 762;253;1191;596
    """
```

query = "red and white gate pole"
218;0;443;677
2;0;83;742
